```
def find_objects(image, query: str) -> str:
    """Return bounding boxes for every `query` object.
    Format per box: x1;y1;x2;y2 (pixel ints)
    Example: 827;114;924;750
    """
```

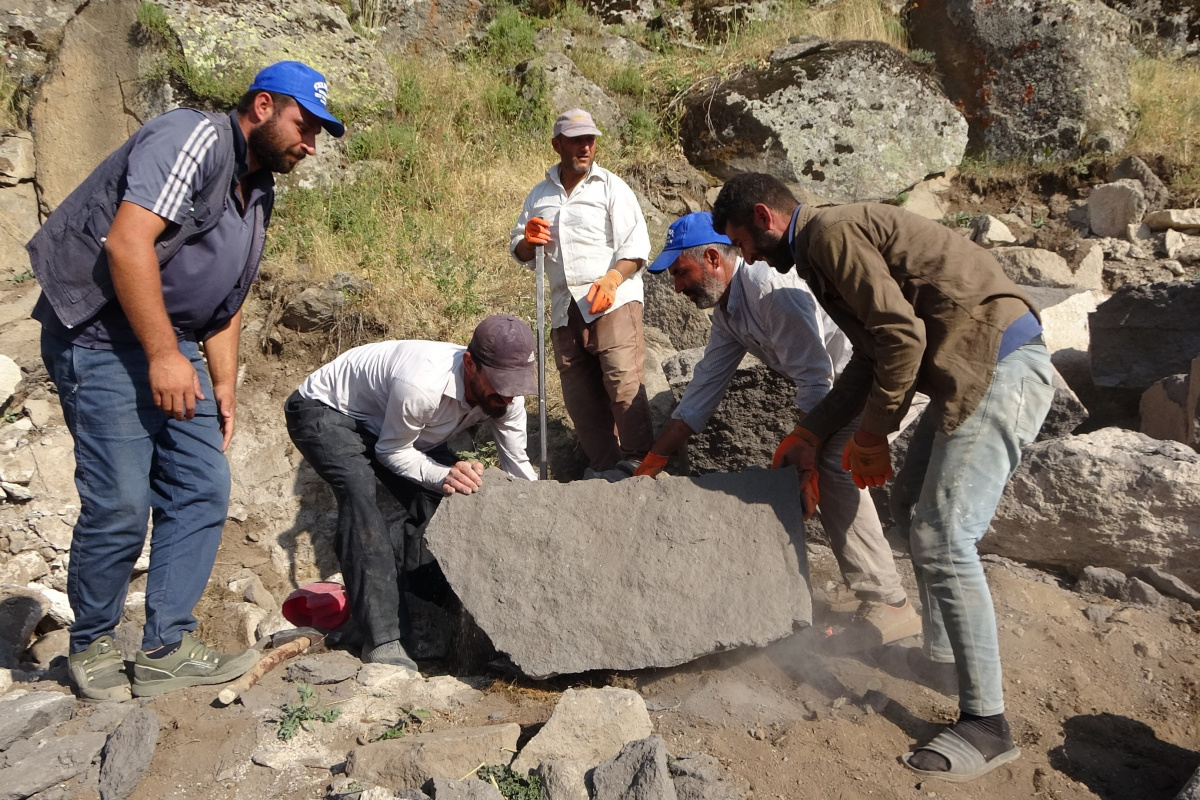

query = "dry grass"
0;63;23;129
1128;56;1200;194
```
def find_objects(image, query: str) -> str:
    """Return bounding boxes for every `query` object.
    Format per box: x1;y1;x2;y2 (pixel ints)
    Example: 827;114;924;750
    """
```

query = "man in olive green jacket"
713;173;1054;783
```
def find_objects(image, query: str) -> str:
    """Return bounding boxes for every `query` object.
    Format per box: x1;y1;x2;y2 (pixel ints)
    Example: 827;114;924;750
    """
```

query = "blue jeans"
890;338;1054;716
41;330;231;653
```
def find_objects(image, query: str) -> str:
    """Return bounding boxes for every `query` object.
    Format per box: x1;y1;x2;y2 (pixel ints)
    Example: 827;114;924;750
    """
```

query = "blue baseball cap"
248;61;345;138
647;212;733;273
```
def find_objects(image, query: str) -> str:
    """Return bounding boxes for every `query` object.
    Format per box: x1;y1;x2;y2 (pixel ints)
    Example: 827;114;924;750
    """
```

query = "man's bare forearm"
105;202;176;359
202;309;242;386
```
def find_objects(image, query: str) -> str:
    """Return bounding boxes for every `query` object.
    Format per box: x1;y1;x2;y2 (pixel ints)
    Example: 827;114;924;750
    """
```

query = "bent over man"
634;212;921;646
713;173;1053;782
285;315;539;673
510;108;654;476
28;61;343;701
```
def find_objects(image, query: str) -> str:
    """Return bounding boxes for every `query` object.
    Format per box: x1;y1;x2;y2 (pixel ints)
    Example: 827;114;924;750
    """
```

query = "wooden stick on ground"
216;635;311;706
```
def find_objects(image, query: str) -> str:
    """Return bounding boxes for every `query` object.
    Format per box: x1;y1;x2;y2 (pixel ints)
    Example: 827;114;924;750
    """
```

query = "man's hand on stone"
772;425;822;519
149;349;203;421
443;461;485;495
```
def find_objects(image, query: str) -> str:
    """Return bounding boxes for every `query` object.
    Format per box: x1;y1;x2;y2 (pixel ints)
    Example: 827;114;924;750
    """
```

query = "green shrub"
484;5;541;67
609;66;646;98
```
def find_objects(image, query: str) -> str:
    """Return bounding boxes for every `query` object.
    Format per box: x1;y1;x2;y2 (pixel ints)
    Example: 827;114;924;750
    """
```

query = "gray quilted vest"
26;110;268;339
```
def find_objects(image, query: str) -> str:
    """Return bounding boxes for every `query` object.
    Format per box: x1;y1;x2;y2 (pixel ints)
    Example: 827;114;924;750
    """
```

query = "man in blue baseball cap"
635;212;922;651
26;61;342;701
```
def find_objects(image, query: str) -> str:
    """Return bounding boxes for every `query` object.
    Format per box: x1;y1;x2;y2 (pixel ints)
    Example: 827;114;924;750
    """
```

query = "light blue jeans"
890;337;1054;716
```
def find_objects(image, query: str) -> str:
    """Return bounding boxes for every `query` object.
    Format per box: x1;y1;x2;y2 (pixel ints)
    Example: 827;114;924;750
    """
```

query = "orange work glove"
524;217;551;246
633;452;668;478
586;269;623;315
772;425;822;520
842;431;893;489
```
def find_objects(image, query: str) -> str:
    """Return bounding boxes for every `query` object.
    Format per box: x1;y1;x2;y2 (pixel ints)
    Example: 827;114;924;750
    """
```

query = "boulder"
592;735;677;800
1042;369;1088;440
0;730;107;800
0;690;75;751
514;53;620;133
900;174;952;221
344;724;520;790
670;753;745;800
1089;180;1149;239
29;0;145;213
279;287;347;332
1077;565;1127;599
679;39;967;203
586;0;656;26
536;760;590;800
969;215;1016;247
0;132;35;186
0;587;48;667
642;275;712;352
98;707;158;800
991;246;1101;290
512;687;652;774
905;0;1136;161
155;0;395;112
1139;356;1199;450
1177;764;1200;800
691;0;771;42
623;161;712;219
598;34;653;64
1145;209;1200;233
0;183;40;276
1112;155;1170;212
642;326;679;437
1100;0;1200;57
379;0;484;55
1089;281;1200;392
664;349;795;474
1141;565;1200;610
986;428;1200;586
424;468;810;677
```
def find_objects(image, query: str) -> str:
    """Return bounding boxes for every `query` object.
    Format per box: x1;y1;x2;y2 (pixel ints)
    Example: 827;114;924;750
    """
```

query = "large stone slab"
987;428;1200;585
991;246;1101;290
1090;281;1200;392
512;687;652;774
0;730;107;800
344;724;520;790
425;469;810;678
1145;209;1200;233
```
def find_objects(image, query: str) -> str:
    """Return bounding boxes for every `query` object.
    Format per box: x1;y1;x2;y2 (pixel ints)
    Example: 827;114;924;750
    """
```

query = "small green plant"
370;707;430;742
483;5;540;67
476;764;544;800
943;210;972;228
135;2;173;40
11;270;32;284
908;48;935;65
892;191;910;206
608;66;646;98
621;108;663;148
1031;215;1045;229
460;437;500;468
276;683;341;741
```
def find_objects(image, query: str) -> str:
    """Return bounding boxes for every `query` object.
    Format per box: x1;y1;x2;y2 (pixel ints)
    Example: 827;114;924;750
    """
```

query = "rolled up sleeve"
493;396;537;481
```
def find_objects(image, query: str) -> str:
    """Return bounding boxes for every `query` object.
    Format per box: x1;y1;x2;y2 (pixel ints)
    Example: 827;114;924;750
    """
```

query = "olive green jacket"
791;203;1037;440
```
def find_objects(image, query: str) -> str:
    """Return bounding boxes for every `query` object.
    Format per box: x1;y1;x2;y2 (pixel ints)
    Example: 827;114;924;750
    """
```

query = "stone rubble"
512;687;652;774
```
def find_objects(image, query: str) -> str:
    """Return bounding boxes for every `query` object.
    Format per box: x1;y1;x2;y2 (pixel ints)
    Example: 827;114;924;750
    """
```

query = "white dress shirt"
297;340;537;490
510;162;651;328
672;259;854;433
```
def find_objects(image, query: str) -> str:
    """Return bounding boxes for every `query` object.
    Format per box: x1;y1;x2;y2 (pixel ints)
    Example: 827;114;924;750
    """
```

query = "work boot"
813;584;862;614
853;598;923;646
69;635;131;702
362;639;419;672
131;631;259;697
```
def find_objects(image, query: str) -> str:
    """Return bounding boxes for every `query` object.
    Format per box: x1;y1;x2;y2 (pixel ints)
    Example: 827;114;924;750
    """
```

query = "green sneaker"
69;635;132;702
131;632;259;697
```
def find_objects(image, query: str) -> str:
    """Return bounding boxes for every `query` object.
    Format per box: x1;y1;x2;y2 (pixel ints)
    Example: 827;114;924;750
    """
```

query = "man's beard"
249;112;302;174
753;226;796;273
683;273;726;309
469;371;508;418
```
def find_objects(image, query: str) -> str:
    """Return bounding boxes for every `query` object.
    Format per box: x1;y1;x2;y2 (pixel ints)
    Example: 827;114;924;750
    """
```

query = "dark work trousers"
284;391;454;649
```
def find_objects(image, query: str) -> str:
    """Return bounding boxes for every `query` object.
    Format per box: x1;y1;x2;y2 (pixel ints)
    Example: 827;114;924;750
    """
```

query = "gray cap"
467;315;538;397
553;108;602;138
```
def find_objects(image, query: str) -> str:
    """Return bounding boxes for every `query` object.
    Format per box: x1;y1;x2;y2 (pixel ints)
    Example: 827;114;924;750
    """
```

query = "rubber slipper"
901;728;1020;783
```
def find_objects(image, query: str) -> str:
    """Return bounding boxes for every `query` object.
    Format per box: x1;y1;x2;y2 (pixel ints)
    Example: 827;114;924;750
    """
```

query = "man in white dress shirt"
510;108;654;476
284;315;538;671
634;213;921;647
